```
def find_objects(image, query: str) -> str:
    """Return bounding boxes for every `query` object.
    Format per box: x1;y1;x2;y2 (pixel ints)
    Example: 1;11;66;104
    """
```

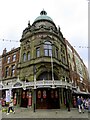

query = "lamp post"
51;53;54;81
51;53;55;89
33;87;36;112
33;65;36;112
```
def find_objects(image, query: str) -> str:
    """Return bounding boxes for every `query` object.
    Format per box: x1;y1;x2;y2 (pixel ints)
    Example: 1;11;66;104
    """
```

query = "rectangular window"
27;52;30;60
36;48;40;57
63;56;66;63
12;54;16;61
11;65;15;77
49;50;52;56
44;50;48;56
7;56;10;63
44;42;52;57
6;67;9;77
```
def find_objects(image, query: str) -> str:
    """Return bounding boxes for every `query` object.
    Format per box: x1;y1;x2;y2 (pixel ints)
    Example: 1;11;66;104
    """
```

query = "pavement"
1;107;90;119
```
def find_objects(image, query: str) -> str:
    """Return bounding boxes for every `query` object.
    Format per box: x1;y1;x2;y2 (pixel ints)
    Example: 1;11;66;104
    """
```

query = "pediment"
13;82;22;87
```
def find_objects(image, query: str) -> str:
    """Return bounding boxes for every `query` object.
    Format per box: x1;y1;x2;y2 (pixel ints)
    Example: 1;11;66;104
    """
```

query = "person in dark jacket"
77;96;82;113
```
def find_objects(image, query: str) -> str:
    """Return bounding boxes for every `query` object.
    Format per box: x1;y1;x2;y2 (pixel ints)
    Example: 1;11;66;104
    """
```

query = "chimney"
3;48;7;54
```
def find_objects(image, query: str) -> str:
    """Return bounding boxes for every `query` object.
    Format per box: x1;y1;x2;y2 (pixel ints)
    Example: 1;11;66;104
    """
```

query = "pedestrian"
67;100;70;112
85;98;88;109
77;96;82;113
81;96;85;113
7;98;15;115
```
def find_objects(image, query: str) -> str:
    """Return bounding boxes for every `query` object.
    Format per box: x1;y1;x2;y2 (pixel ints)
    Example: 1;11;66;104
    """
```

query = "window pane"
36;48;40;57
23;53;26;62
44;41;52;56
45;41;51;44
13;54;16;61
49;50;52;56
6;67;9;77
11;65;15;76
7;57;10;63
48;45;52;49
44;50;48;56
44;45;48;49
27;52;30;60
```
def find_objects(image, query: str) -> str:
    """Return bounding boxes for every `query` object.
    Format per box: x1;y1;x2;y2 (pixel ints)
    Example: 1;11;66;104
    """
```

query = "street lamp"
33;86;36;112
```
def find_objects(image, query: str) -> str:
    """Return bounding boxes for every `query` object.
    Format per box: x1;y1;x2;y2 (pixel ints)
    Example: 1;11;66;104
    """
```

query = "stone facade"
0;10;90;109
18;10;69;83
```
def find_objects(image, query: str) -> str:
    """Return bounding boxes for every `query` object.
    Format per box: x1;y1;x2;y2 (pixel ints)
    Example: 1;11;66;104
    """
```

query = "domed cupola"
34;10;54;23
32;9;56;28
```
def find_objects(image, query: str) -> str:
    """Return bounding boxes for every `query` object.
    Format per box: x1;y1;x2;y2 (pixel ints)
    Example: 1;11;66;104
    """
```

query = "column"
33;89;36;112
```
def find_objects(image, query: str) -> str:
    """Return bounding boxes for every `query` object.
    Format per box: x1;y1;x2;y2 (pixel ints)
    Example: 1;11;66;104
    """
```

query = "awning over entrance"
73;90;90;96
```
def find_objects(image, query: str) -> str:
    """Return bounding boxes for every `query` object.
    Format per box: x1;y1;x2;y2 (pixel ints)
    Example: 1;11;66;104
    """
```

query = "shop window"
43;90;46;99
44;41;52;56
55;91;58;98
37;90;41;99
36;47;40;57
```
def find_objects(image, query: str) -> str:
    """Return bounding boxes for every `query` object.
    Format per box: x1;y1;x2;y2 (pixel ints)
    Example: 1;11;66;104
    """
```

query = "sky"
0;0;88;69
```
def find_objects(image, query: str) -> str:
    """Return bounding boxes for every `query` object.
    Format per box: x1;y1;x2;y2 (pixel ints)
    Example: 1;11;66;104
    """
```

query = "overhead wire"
0;38;89;48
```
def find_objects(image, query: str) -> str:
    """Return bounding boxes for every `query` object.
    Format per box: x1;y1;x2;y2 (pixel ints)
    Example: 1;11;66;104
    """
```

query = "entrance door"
21;90;28;108
36;89;47;109
36;88;60;109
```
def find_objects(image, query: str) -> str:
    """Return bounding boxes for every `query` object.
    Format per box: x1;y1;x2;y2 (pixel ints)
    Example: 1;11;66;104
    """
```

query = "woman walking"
7;98;15;115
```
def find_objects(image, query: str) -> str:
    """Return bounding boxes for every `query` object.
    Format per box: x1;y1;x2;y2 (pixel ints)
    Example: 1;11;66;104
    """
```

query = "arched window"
36;47;40;57
23;53;26;62
44;41;52;56
27;52;30;60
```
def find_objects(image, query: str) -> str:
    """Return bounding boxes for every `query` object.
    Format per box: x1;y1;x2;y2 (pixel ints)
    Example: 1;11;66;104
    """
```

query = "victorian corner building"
0;10;90;109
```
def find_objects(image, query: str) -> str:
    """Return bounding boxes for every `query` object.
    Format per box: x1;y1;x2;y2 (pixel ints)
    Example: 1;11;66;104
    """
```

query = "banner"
6;90;10;102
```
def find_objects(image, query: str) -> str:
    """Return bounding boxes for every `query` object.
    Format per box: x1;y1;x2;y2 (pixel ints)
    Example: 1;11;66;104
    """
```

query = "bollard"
68;106;70;112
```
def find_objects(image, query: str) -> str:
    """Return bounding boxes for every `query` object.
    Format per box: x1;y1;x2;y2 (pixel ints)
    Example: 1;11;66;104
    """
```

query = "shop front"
36;88;60;109
12;88;32;108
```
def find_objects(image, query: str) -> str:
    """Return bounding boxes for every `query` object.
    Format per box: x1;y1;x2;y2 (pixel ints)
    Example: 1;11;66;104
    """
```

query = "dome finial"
28;20;30;27
40;9;47;15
